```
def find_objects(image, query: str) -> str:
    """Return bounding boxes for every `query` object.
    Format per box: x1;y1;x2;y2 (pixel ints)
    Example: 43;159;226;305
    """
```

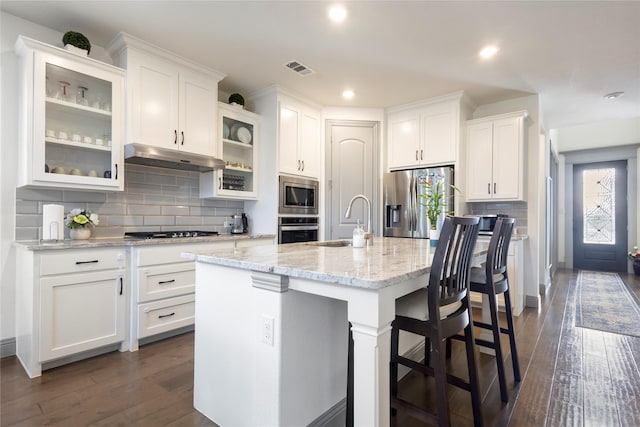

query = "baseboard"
1;337;16;358
308;397;346;427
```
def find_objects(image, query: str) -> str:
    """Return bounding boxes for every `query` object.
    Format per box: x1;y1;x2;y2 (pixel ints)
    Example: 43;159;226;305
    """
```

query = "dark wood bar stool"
390;216;482;427
456;217;521;403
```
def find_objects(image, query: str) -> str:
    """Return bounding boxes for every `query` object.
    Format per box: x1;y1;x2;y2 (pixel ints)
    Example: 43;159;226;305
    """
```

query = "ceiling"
2;1;639;130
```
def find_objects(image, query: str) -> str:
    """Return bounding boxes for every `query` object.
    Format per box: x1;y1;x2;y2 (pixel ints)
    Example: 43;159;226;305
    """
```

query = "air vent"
284;60;315;76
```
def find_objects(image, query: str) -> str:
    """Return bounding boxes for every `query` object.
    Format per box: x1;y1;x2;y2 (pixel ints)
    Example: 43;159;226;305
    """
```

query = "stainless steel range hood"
124;143;225;172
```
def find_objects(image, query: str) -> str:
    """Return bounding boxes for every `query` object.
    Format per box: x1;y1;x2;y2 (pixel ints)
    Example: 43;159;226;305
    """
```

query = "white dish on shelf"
236;126;252;144
223;123;230;139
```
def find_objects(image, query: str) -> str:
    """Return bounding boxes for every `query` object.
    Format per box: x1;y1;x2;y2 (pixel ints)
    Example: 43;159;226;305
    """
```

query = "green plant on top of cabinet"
106;32;225;157
15;36;125;191
465;111;527;201
279;101;321;179
200;103;260;199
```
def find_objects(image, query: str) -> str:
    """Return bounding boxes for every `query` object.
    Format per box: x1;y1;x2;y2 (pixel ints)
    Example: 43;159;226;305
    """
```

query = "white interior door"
327;121;379;240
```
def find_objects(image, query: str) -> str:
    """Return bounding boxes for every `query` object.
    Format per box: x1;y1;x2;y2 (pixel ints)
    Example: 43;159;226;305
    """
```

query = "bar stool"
465;217;520;403
390;216;482;427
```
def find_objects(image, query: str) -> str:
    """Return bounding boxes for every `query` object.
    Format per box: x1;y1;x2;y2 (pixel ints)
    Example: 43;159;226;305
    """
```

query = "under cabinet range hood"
124;143;225;172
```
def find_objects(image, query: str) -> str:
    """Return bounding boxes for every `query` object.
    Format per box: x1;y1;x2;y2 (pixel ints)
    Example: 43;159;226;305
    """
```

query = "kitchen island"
184;237;487;427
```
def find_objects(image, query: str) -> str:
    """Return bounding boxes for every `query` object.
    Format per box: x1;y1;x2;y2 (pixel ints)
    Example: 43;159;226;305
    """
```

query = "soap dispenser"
352;220;365;248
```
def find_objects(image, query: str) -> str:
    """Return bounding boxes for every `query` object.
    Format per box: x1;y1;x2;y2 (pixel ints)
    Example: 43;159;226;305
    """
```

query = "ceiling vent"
284;60;315;76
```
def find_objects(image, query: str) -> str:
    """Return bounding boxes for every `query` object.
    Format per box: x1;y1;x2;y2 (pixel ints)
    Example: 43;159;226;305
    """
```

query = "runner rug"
575;270;640;337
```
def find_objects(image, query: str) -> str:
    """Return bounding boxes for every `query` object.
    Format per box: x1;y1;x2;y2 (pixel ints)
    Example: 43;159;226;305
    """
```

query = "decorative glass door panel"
582;168;615;244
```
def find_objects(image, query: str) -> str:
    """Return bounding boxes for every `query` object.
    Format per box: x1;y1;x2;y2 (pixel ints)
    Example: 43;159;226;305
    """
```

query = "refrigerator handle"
410;173;417;232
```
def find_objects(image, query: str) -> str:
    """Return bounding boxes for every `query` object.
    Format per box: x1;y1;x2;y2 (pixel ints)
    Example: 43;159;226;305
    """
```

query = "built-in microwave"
279;175;319;216
478;214;508;235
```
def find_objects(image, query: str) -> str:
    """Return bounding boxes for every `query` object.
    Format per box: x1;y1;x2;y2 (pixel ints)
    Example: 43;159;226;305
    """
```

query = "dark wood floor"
2;269;639;426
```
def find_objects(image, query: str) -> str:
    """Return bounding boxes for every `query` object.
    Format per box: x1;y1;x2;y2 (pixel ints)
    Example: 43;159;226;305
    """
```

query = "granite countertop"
13;234;276;251
183;237;489;290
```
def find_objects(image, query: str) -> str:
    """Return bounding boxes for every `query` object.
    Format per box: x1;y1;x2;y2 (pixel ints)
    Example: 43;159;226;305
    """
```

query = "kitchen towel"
42;204;64;240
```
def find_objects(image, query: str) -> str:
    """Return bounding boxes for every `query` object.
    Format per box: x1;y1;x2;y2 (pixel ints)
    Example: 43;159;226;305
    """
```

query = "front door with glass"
573;161;628;272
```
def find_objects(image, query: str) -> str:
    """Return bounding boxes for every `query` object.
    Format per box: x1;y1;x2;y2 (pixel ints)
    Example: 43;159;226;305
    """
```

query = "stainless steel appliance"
125;230;219;239
478;214;508;235
278;217;319;244
231;213;249;234
383;166;455;238
124;143;225;172
279;175;319;216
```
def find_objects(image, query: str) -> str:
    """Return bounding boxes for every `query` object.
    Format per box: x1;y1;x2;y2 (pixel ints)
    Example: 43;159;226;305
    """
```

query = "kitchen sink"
307;239;352;247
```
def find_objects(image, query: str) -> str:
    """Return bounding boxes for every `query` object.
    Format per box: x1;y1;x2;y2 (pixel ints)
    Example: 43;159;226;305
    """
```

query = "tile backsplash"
466;201;528;234
15;164;244;240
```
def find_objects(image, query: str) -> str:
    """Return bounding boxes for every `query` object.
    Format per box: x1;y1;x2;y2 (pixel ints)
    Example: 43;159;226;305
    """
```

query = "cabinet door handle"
158;312;175;319
76;260;99;265
488;183;491;194
415;150;418;161
494;183;497;194
115;163;118;180
420;149;423;160
301;160;304;171
119;277;123;295
158;279;176;285
218;177;222;190
181;131;184;145
174;130;178;144
297;160;301;171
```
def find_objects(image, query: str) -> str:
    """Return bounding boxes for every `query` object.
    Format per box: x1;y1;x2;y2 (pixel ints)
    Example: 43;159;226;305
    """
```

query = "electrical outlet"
260;315;274;346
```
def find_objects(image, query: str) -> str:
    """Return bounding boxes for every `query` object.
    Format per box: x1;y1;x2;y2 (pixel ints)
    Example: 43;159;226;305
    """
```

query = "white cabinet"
15;246;126;378
15;36;125;191
466;111;527;201
200;103;260;199
107;32;224;157
279;101;321;179
387;96;461;170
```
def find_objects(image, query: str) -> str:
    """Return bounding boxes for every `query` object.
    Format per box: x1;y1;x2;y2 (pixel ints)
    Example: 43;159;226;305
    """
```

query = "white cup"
70;168;83;176
52;166;66;174
88;170;98;177
72;134;81;142
83;136;92;144
95;138;104;146
46;129;56;138
58;131;68;140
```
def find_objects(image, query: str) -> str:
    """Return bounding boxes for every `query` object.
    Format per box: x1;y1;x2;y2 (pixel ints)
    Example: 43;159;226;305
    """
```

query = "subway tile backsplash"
15;164;244;240
467;201;528;233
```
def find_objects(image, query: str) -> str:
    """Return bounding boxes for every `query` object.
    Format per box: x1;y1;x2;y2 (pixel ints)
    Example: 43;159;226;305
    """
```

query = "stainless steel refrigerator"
383;166;455;238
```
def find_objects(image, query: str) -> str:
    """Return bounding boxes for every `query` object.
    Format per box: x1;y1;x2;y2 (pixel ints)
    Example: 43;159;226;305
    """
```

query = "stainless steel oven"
278;217;319;244
279;175;319;216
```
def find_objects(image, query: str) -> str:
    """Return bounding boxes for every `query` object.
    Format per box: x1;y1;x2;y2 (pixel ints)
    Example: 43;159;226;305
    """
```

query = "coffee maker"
231;213;248;234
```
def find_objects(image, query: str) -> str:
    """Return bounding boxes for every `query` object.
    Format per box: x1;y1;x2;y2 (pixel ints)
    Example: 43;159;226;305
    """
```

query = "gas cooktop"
124;231;219;240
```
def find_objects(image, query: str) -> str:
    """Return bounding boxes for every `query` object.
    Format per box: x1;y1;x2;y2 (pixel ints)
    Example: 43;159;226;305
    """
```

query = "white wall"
471;95;542;305
0;12;115;345
555;117;640;152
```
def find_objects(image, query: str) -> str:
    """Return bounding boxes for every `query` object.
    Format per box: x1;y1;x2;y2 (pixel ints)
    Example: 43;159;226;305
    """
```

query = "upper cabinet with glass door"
15;36;125;191
200;103;260;200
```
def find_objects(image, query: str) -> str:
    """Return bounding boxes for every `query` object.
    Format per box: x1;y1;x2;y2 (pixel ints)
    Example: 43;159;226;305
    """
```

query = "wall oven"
279;175;319;216
278;217;319;244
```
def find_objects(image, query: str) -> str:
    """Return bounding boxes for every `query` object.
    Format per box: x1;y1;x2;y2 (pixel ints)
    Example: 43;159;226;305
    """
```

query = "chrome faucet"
345;194;373;245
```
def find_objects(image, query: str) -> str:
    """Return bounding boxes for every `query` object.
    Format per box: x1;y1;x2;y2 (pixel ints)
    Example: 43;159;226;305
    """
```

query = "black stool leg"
347;323;354;427
503;289;521;382
433;338;450;426
488;292;508;403
463;322;483;427
390;322;399;417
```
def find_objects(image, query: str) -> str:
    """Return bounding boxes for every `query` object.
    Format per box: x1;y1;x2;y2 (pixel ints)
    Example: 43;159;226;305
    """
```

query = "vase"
64;44;88;57
429;228;440;247
70;227;91;240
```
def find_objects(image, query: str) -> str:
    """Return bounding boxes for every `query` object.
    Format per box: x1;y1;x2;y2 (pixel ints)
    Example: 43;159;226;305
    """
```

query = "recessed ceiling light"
479;46;499;59
604;91;624;100
328;5;347;22
342;89;354;100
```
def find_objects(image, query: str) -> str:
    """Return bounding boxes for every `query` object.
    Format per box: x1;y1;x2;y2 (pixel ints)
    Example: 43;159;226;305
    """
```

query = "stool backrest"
428;216;480;319
487;217;516;277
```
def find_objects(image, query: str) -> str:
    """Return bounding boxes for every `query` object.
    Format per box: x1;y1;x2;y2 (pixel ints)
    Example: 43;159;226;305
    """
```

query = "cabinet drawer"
40;248;124;276
135;241;234;266
136;263;195;302
137;294;195;338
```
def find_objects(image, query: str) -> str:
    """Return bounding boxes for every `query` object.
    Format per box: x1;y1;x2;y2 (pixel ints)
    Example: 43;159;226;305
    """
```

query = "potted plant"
629;246;640;275
62;31;91;56
419;176;458;247
66;208;99;240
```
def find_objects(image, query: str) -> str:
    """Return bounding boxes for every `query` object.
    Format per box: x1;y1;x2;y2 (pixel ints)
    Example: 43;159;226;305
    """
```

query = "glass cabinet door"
17;36;125;191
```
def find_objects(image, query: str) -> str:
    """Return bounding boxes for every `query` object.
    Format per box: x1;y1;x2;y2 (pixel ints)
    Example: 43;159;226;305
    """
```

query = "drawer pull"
158;312;175;319
158;279;176;285
119;277;123;295
75;260;99;265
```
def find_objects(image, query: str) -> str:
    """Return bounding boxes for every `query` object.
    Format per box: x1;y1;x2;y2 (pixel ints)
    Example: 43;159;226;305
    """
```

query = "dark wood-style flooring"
2;269;639;426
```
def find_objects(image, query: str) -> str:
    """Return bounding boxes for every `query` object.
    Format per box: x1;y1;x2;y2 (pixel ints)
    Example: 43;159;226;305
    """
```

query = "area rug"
575;270;640;337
